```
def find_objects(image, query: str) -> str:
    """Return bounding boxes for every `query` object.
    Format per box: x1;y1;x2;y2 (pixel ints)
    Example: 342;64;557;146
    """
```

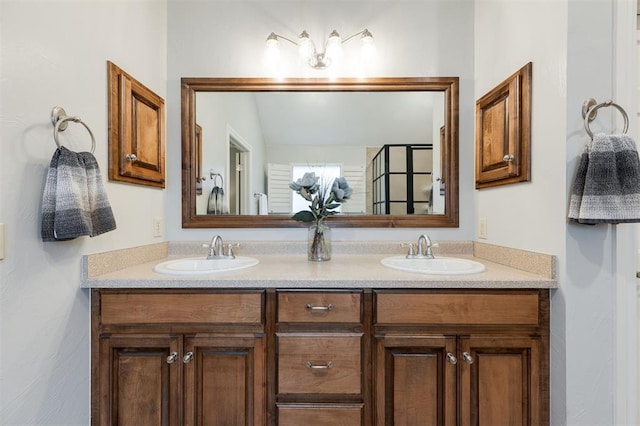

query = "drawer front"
277;291;361;323
277;334;362;395
100;292;263;325
277;404;362;426
376;291;540;325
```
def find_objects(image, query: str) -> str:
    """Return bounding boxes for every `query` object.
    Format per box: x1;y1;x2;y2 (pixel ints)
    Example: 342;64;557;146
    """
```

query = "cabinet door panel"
460;336;540;426
375;335;456;426
99;335;180;426
184;335;265;426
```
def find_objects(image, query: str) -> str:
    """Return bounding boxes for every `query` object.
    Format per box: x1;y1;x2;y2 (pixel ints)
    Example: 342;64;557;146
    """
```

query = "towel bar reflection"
50;106;96;154
581;98;629;139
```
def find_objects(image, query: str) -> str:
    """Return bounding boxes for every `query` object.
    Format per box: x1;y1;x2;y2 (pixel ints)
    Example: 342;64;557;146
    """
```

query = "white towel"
568;133;640;224
41;147;116;241
256;193;268;215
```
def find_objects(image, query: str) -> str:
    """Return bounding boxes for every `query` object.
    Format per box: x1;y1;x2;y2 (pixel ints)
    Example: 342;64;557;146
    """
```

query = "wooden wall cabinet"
475;62;532;189
92;288;548;425
108;61;166;188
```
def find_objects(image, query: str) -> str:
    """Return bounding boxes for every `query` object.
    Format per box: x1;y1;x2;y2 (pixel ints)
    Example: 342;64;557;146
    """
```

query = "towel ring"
51;106;96;154
582;98;629;139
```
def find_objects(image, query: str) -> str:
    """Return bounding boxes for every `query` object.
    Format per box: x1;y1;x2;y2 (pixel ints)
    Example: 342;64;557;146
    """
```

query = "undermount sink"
381;256;486;275
154;256;259;275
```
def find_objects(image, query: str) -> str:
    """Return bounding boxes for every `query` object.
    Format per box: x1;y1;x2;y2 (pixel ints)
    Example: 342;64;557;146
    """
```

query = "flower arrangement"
290;172;352;260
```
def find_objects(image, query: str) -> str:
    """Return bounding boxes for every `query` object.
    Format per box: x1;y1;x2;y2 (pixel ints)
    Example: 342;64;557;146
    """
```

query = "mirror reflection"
195;91;445;216
181;78;459;228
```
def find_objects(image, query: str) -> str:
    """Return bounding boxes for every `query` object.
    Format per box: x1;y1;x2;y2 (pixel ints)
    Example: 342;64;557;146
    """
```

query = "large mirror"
181;78;459;228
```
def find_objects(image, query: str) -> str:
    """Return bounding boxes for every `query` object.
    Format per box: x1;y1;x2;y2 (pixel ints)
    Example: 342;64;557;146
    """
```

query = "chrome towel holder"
50;106;96;153
581;98;629;139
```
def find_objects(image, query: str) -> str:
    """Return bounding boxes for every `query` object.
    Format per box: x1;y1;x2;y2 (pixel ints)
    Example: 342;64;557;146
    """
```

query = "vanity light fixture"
265;28;374;70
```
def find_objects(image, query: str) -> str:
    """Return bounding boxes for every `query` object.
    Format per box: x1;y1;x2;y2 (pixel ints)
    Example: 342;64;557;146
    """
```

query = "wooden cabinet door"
374;335;457;426
98;334;181;426
183;334;266;426
459;336;541;426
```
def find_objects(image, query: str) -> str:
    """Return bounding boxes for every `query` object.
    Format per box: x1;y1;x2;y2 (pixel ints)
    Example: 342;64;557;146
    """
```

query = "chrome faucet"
203;235;222;259
203;235;239;259
416;234;435;259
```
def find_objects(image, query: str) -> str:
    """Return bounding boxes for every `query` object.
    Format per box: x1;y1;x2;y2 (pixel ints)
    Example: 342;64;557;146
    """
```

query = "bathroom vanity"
85;241;555;426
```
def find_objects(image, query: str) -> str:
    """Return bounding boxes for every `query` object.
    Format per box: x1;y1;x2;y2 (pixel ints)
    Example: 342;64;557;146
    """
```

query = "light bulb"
264;33;280;70
325;30;343;62
298;30;314;61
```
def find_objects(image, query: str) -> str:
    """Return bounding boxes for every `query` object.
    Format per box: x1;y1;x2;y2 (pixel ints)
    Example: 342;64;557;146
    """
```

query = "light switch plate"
153;217;163;238
478;218;488;239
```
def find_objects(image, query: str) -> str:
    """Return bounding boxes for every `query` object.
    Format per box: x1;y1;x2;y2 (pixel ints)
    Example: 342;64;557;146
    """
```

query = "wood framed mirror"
181;77;459;228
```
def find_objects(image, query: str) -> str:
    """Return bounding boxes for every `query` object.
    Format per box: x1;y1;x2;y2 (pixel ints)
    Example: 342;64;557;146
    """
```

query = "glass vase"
308;223;331;262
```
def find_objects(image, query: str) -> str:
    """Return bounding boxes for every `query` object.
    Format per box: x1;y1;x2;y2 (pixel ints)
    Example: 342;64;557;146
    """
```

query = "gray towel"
568;133;640;224
41;147;116;241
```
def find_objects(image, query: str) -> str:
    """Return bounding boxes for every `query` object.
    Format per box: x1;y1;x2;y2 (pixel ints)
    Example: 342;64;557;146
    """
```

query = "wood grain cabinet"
92;290;266;426
273;290;369;426
374;290;549;426
91;288;548;426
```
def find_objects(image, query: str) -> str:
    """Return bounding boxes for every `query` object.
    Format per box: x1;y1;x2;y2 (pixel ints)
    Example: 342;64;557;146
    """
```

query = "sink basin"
381;256;486;275
154;256;259;275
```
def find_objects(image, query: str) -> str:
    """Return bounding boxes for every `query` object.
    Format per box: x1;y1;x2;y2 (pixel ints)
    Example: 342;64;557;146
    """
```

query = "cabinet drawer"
277;334;362;395
277;404;362;426
376;291;540;325
277;291;361;323
100;292;263;325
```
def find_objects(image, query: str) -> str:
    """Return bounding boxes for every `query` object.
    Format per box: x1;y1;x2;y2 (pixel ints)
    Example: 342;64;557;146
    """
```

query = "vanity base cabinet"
91;288;549;426
91;289;266;426
272;290;370;426
373;290;549;426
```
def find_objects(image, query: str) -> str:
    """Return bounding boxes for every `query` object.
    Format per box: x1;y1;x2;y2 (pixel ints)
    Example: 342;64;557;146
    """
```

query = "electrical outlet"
478;218;488;239
153;217;163;238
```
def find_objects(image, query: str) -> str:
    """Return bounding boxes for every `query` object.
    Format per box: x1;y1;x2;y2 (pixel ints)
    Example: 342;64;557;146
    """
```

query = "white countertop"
82;251;557;289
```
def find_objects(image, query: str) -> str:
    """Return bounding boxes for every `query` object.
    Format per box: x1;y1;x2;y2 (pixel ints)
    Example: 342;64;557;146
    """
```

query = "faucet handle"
226;243;240;258
401;242;416;257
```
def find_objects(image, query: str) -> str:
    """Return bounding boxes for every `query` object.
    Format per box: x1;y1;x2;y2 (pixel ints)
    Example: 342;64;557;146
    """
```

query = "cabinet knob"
305;303;334;312
125;154;138;162
462;352;474;364
166;352;178;364
503;154;515;162
183;351;194;364
306;360;333;369
446;352;457;365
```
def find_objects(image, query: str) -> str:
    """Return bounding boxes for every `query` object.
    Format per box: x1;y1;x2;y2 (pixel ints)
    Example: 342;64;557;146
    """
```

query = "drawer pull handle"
183;351;194;364
305;303;334;312
166;352;178;364
463;352;474;364
306;360;334;369
446;353;457;365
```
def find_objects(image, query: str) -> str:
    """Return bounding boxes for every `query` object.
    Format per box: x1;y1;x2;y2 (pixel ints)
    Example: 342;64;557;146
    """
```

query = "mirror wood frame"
181;77;459;228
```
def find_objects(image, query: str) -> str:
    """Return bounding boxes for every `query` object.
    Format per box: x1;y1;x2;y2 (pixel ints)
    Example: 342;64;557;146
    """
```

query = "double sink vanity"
85;238;555;425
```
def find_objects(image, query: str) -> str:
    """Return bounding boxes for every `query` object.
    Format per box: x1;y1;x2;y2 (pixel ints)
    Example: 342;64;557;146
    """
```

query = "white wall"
166;0;476;242
475;0;622;424
0;1;167;424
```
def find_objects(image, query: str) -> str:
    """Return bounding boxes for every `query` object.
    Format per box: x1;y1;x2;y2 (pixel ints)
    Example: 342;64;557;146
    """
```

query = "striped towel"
41;147;116;241
568;133;640;224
